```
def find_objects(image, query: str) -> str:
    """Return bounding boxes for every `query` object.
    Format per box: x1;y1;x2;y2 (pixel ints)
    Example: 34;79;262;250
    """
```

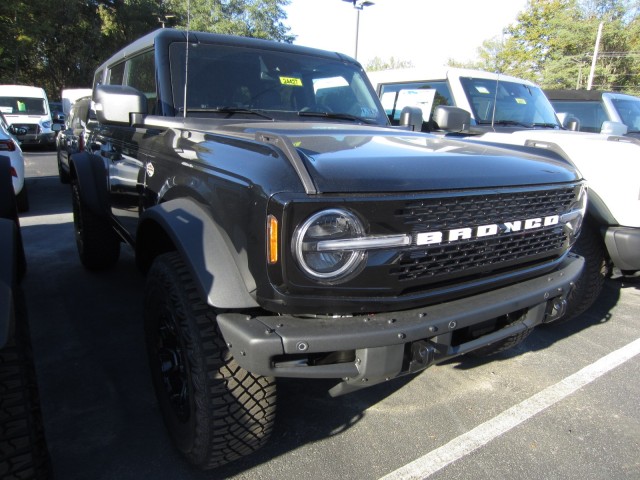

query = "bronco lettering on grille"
415;215;560;246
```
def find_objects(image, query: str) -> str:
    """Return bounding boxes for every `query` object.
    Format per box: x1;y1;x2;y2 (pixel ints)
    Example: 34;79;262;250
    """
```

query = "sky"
284;0;528;68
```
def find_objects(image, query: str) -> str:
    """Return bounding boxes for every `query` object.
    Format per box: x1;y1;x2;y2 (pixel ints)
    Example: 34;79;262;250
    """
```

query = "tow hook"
408;340;436;373
543;297;568;323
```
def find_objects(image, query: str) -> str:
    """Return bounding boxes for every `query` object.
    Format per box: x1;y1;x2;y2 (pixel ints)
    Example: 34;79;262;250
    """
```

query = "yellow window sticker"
515;98;527;104
279;76;303;87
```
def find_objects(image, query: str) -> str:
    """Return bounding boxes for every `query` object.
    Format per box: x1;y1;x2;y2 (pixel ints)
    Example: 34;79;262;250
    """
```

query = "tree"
366;56;414;72
466;0;640;94
0;0;294;101
163;0;294;42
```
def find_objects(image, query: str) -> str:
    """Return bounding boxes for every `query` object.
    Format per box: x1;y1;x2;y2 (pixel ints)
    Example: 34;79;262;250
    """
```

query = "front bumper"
605;226;640;271
217;254;584;395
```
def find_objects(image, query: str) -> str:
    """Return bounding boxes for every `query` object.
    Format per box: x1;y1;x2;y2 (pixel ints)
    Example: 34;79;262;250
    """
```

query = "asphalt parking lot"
18;149;640;480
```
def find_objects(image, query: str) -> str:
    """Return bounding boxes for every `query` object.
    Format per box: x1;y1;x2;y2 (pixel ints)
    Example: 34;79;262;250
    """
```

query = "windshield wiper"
181;106;273;120
531;122;559;128
490;120;534;128
298;111;376;124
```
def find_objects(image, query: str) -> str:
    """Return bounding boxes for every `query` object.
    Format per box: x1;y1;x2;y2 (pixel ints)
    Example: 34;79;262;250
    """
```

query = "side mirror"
433;106;470;132
93;84;147;126
601;121;627;136
52;123;62;132
399;106;423;132
557;113;580;131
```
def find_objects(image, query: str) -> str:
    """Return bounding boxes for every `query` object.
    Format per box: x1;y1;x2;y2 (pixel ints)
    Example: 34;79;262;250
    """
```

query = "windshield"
169;43;387;124
0;96;47;115
611;97;640;133
460;77;560;127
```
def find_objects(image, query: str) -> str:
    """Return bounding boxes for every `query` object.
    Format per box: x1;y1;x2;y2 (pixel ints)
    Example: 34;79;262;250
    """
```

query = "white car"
0;111;28;212
368;67;640;321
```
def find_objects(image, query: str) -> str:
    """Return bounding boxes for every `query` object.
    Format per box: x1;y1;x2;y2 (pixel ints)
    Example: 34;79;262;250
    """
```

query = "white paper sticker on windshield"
475;86;490;94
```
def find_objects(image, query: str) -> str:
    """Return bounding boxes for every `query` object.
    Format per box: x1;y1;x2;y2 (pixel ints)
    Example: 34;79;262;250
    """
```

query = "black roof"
544;89;605;101
97;28;358;73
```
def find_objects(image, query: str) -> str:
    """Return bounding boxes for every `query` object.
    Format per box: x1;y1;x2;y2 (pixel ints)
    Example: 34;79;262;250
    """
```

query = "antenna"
182;0;190;118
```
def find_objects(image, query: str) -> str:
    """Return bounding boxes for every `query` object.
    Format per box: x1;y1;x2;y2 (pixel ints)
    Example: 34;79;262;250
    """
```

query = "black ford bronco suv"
70;29;586;470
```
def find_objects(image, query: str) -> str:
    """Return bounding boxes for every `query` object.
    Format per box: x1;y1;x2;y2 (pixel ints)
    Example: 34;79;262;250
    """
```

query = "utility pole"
587;22;603;90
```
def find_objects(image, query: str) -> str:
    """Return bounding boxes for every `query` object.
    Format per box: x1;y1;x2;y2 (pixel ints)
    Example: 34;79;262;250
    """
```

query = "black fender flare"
69;151;110;216
138;198;259;309
0;219;18;348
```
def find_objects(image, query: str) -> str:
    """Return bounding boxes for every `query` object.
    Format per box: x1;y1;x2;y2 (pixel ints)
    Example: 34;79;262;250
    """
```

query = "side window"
126;50;156;114
93;69;104;88
378;81;452;128
551;100;607;133
108;62;125;85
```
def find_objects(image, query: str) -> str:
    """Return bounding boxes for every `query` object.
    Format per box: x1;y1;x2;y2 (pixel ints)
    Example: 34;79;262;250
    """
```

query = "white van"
0;85;57;147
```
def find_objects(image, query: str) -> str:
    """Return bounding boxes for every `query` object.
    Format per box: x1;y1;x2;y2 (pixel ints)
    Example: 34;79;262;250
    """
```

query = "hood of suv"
231;123;581;193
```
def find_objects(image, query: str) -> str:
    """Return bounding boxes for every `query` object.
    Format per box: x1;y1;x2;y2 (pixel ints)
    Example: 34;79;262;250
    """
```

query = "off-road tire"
72;180;120;270
144;252;276;470
552;219;608;323
0;292;52;480
57;153;70;184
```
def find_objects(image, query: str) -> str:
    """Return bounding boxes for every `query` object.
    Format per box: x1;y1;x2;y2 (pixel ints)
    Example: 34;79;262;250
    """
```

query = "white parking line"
19;212;73;227
380;337;640;480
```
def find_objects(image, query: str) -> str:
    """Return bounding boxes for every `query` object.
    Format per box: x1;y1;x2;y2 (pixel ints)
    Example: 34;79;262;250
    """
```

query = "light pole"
342;0;374;60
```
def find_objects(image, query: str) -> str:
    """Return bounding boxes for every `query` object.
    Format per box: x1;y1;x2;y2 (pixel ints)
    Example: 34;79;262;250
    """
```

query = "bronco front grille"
390;187;576;282
396;187;575;228
278;184;582;300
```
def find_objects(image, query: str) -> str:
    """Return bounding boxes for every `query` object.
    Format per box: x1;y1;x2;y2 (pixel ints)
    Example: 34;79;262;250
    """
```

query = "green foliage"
469;0;640;95
366;56;414;72
0;0;293;100
163;0;294;42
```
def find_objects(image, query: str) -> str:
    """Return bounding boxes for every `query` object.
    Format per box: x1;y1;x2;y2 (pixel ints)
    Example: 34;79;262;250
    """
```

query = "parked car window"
0;96;47;115
549;100;607;133
93;69;104;88
611;97;640;132
378;80;453;124
168;42;386;123
108;62;125;85
126;50;157;114
460;77;559;127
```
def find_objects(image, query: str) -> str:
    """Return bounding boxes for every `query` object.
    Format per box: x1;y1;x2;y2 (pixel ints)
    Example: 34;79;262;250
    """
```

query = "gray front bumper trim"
217;254;584;380
605;226;640;271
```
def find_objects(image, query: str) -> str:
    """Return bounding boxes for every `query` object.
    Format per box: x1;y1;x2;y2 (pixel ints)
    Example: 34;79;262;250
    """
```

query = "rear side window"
105;50;157;114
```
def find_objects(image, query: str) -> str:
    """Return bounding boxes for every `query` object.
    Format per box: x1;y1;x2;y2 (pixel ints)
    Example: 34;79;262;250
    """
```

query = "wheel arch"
137;198;259;309
586;189;617;228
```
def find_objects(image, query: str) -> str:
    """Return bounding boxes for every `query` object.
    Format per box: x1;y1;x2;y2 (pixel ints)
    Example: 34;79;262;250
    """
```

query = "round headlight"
292;209;367;283
42;121;52;129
